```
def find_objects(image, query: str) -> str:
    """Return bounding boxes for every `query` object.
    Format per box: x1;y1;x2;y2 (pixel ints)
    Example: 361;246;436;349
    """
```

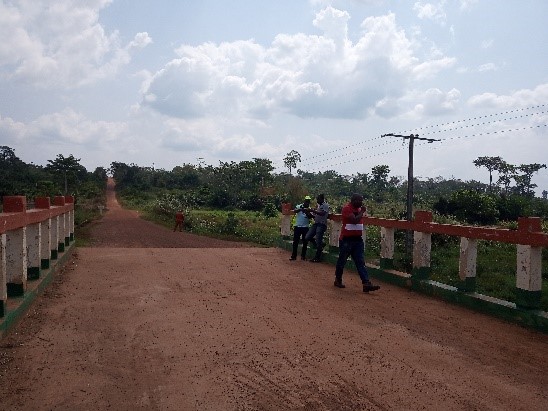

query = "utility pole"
381;133;441;256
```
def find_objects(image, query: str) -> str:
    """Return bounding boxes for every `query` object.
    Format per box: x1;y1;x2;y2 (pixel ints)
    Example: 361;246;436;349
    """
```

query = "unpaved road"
0;179;547;410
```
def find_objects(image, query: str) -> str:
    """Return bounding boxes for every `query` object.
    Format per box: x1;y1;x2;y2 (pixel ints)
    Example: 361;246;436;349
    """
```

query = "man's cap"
304;195;312;200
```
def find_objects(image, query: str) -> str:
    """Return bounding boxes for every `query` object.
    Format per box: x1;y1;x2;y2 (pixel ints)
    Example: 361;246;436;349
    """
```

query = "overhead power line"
398;103;546;135
299;104;546;170
283;105;546;175
438;124;547;142
417;110;547;137
302;139;397;167
301;135;384;163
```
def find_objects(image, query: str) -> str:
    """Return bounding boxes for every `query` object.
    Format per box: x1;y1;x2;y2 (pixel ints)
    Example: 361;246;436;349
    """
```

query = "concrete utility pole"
382;133;441;255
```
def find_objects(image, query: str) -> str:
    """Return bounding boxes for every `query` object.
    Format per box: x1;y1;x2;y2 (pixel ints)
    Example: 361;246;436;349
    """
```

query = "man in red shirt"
334;193;380;292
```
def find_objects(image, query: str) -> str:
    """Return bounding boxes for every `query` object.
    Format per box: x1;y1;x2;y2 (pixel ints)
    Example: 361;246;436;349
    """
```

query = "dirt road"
0;179;547;410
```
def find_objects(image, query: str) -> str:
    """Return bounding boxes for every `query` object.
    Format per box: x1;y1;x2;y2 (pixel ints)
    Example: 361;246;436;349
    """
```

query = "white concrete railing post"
412;211;433;280
280;215;291;238
515;217;543;309
26;222;41;280
40;218;52;269
458;238;477;292
3;197;28;297
53;196;67;253
516;245;542;309
380;227;395;269
280;203;292;239
328;218;342;253
61;212;67;250
6;227;27;296
69;206;75;242
51;215;60;260
35;197;52;269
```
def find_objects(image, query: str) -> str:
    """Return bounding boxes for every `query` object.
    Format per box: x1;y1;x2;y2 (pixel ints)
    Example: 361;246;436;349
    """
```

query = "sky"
1;0;547;194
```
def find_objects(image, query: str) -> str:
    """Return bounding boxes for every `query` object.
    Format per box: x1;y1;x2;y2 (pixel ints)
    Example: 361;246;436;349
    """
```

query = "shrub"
263;202;279;218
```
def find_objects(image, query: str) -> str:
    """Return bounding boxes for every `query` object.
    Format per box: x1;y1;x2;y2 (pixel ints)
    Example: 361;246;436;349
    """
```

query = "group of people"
290;193;380;293
289;194;329;262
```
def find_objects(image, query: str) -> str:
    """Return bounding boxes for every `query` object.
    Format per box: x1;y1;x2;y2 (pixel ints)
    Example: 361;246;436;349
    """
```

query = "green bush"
263;202;279;218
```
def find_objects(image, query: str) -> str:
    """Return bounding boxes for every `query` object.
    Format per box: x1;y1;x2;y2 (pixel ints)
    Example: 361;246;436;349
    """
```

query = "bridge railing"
280;207;547;317
0;196;75;318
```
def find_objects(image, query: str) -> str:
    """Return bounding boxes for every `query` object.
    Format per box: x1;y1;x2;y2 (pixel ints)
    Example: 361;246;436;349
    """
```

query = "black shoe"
289;256;296;261
334;279;345;288
363;283;380;292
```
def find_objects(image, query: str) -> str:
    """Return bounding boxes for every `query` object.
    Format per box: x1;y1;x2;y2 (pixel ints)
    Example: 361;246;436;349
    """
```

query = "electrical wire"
275;104;547;174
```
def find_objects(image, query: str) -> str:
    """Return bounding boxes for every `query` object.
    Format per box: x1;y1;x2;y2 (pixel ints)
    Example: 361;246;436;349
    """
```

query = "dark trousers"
291;226;309;259
335;237;370;284
305;223;327;260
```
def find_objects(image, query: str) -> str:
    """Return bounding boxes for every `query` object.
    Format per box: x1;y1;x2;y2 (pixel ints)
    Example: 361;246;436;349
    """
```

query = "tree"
473;156;503;192
0;146;26;197
495;160;516;194
46;154;85;194
283;150;301;175
513;163;547;197
370;165;390;201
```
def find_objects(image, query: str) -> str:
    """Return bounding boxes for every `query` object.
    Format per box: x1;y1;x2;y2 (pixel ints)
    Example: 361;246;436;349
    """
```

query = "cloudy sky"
1;0;547;193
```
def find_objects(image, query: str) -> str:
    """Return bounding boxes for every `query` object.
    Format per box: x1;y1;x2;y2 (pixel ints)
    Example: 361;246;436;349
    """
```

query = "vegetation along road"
0;179;547;410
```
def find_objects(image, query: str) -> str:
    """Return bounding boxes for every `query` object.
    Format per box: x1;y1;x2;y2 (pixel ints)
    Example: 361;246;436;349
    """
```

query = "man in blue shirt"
306;193;329;262
289;196;313;260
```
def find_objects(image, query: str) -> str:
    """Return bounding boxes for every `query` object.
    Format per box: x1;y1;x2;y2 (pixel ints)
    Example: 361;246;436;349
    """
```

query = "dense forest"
2;145;548;226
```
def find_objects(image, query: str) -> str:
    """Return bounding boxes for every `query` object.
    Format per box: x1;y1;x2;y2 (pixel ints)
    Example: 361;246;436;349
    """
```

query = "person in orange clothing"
173;210;185;232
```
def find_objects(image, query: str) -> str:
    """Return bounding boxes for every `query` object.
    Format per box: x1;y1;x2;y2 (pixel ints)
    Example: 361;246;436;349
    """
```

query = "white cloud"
0;0;150;88
375;87;461;118
411;87;461;116
458;0;479;11
159;117;223;152
141;8;454;122
212;134;279;158
413;1;447;25
0;114;26;143
0;108;128;147
478;63;497;72
481;39;494;49
412;56;456;80
467;83;548;109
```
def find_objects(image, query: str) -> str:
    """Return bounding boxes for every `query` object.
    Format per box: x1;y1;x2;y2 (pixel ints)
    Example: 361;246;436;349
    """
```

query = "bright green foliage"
46;154;87;195
447;189;499;225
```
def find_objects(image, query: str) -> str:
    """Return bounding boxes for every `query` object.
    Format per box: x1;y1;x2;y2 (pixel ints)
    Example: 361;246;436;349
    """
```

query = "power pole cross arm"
381;133;441;254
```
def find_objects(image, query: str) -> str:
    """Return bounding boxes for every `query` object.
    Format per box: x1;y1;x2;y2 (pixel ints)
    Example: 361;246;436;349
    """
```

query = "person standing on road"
334;193;380;293
289;196;313;261
173;210;185;232
306;193;329;262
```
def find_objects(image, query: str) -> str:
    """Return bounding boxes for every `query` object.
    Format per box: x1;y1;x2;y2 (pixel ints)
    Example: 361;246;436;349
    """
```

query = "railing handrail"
0;196;74;235
325;212;547;247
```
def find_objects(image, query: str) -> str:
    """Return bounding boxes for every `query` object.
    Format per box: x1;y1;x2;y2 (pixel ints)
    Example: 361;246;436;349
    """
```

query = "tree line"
2;145;547;226
0;146;107;201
